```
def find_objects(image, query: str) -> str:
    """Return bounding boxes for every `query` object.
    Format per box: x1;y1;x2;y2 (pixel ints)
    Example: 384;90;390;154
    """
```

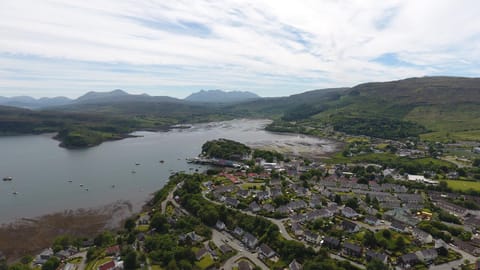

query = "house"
323;236;341;250
304;230;321;245
289;259;302;270
366;250;388;264
390;220;408;233
341;220;360;233
416;248;438;264
257;191;271;200
258;243;276;259
412;228;433;244
225;197;239;208
195;247;209;261
98;261;115;270
343;242;362;257
179;231;203;243
234;227;245;237
238;261;252;270
242;232;259;249
219;245;233;254
35;248;54;265
55;250;71;260
276;205;290;215
215;220;226;231
291;222;304;236
262;203;275;213
364;215;381;226
399;253;419;268
287;200;307;211
291;213;306;223
342;207;360;219
249;201;261;212
238;189;250;199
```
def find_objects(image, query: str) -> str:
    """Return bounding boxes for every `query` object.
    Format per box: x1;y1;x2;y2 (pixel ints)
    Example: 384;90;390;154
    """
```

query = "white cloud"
0;0;479;97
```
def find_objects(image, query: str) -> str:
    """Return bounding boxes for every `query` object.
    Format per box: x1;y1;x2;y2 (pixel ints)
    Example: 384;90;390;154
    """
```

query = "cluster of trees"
332;117;428;139
201;139;251;160
281;104;326;121
253;149;284;163
418;221;472;242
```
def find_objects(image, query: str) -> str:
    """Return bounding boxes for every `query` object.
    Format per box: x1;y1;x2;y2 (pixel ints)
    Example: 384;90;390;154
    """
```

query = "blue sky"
0;0;479;98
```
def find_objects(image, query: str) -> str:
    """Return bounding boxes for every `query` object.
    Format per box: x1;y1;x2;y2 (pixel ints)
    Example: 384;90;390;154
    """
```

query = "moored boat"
3;176;13;181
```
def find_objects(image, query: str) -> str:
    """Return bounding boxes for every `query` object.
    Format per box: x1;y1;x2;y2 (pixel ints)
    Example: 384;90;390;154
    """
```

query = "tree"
124;251;137;270
150;213;169;233
124;218;136;232
42;258;60;270
395;236;406;251
345;198;359;210
363;231;377;248
382;229;391;239
473;158;480;167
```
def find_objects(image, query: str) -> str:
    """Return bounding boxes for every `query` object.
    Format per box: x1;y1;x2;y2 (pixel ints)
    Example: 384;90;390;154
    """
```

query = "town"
4;138;480;270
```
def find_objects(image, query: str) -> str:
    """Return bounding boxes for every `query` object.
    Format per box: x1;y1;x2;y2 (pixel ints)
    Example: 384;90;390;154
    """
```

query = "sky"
0;0;479;98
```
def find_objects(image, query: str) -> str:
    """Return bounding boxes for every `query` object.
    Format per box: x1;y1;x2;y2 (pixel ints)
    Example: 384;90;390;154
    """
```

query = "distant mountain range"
0;76;479;148
184;89;260;103
0;89;260;109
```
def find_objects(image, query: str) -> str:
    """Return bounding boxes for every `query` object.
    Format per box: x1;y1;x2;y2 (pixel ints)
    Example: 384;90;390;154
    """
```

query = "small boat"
3;176;13;181
85;188;89;191
135;163;140;166
68;180;73;183
79;184;84;187
12;191;18;195
131;170;136;174
159;160;164;163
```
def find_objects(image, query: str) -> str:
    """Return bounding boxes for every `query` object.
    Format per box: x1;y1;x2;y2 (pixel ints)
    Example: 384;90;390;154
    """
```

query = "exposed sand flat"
0;200;132;262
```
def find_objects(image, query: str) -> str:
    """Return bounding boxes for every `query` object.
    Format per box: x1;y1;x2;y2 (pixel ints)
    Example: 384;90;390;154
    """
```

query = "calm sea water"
0;119;336;224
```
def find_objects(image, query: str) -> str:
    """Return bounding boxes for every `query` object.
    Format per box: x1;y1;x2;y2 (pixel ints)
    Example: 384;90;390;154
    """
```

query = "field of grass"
445;180;480;191
151;265;163;270
195;254;214;270
241;183;264;189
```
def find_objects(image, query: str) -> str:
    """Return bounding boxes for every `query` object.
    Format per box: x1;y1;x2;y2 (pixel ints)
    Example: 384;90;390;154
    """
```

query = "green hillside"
271;77;480;141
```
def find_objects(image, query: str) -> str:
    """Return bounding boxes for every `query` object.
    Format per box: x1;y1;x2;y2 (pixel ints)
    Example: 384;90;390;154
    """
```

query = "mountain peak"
185;89;260;103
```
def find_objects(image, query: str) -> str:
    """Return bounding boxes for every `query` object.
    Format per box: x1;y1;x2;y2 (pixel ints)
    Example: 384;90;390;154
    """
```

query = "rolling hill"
184;89;260;103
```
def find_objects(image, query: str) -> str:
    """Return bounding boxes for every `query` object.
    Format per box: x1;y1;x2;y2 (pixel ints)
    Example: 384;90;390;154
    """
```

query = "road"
202;191;294;241
68;251;87;270
167;187;267;270
211;229;269;270
430;244;478;270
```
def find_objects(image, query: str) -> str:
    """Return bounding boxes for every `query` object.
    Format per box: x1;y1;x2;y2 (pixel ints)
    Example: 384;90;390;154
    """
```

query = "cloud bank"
0;0;479;97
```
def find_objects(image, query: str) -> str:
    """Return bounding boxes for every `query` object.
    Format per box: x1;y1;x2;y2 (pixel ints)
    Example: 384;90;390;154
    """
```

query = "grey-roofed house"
249;201;261;212
390;220;408;233
343;242;362;257
364;215;380;226
276;205;290;215
238;261;252;270
399;253;419;268
323;236;341;250
262;203;275;213
225;197;239;208
258;243;276;259
195;247;209;261
304;230;321;245
234;226;244;237
216;220;226;231
342;207;360;219
366;250;388;264
291;222;304;236
289;259;302;270
342;220;360;233
416;248;438;264
412;228;433;244
242;232;259;249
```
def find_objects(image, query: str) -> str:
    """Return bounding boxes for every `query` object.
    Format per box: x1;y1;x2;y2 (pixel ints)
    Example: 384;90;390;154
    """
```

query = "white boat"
3;176;13;181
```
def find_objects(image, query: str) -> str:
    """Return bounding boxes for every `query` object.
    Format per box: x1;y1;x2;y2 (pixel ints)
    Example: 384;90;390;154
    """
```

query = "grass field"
195;254;214;270
445;180;480;191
